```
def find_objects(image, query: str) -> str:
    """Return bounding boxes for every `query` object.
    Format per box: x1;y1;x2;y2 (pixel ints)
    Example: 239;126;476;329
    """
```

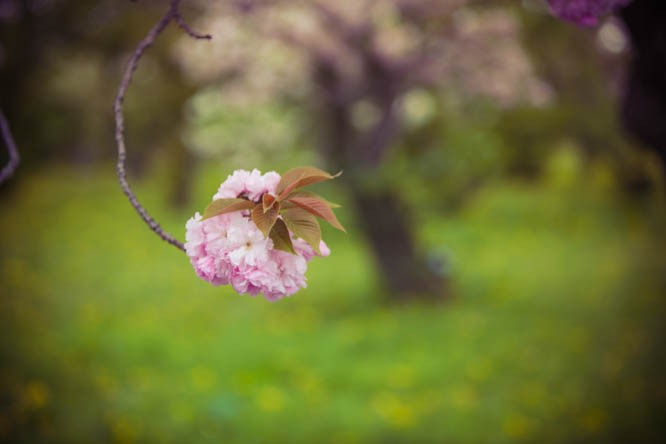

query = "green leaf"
281;207;321;254
268;218;295;254
203;198;254;220
251;202;280;237
276;166;341;200
287;194;346;232
262;193;277;213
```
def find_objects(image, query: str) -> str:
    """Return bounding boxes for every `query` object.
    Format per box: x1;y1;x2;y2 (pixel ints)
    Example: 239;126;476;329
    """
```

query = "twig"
173;8;212;40
114;0;210;252
0;108;20;186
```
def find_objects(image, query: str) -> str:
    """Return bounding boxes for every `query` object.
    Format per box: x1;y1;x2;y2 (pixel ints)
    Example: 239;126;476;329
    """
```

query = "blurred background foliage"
1;0;665;442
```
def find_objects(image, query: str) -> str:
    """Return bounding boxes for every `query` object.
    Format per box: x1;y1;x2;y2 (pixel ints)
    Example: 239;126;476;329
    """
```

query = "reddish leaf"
269;218;295;254
276;166;341;200
287;195;346;232
262;193;277;213
251;202;279;237
281;207;321;254
280;200;297;210
203;198;254;220
287;190;341;208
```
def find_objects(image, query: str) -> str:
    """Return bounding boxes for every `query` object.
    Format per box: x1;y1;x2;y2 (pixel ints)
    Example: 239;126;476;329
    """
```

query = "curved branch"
114;0;210;252
0;109;20;186
173;8;212;40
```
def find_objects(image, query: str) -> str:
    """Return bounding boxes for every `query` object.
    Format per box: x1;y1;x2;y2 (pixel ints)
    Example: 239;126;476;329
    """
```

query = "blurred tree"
495;0;655;194
619;0;666;172
2;0;559;301
175;0;548;300
0;0;202;206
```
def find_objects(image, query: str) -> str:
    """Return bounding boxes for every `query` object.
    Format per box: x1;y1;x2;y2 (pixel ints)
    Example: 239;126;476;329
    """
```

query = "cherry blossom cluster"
185;169;331;301
547;0;632;26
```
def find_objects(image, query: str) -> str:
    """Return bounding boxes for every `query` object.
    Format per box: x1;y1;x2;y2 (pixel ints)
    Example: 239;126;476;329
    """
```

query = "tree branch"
173;7;212;40
0;108;20;186
114;0;210;252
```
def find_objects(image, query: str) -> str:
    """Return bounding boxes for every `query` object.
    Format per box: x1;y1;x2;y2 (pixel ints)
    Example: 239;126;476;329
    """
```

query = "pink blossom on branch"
185;168;340;301
547;0;632;26
213;168;281;201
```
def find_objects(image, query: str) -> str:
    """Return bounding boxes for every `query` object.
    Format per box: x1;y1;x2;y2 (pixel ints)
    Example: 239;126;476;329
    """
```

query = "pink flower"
185;169;331;301
293;238;331;261
213;168;281;202
227;226;271;267
201;213;233;257
547;0;632;26
185;212;205;257
256;250;309;301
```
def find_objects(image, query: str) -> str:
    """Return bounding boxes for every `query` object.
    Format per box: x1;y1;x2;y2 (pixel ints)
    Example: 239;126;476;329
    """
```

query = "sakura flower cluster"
185;169;330;301
547;0;632;26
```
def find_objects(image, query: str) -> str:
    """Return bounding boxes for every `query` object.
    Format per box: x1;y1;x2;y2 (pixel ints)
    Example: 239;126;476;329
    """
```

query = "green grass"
1;166;665;443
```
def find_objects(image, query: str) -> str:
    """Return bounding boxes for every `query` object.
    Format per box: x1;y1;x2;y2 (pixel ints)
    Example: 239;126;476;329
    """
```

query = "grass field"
1;165;665;443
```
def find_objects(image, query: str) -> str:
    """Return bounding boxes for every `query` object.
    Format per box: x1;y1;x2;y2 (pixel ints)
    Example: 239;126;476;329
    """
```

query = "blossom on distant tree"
185;167;343;301
547;0;632;26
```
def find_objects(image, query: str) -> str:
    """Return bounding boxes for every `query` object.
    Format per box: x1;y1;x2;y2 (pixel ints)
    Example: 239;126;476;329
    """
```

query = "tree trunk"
620;0;666;172
350;186;448;301
313;57;448;301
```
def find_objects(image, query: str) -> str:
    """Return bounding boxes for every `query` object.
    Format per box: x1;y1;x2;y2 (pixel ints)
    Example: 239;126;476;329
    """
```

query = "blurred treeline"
0;0;661;299
3;2;666;443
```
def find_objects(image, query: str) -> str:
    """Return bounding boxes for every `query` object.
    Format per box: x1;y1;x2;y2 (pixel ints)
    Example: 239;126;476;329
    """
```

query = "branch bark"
114;0;210;252
0;109;20;186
